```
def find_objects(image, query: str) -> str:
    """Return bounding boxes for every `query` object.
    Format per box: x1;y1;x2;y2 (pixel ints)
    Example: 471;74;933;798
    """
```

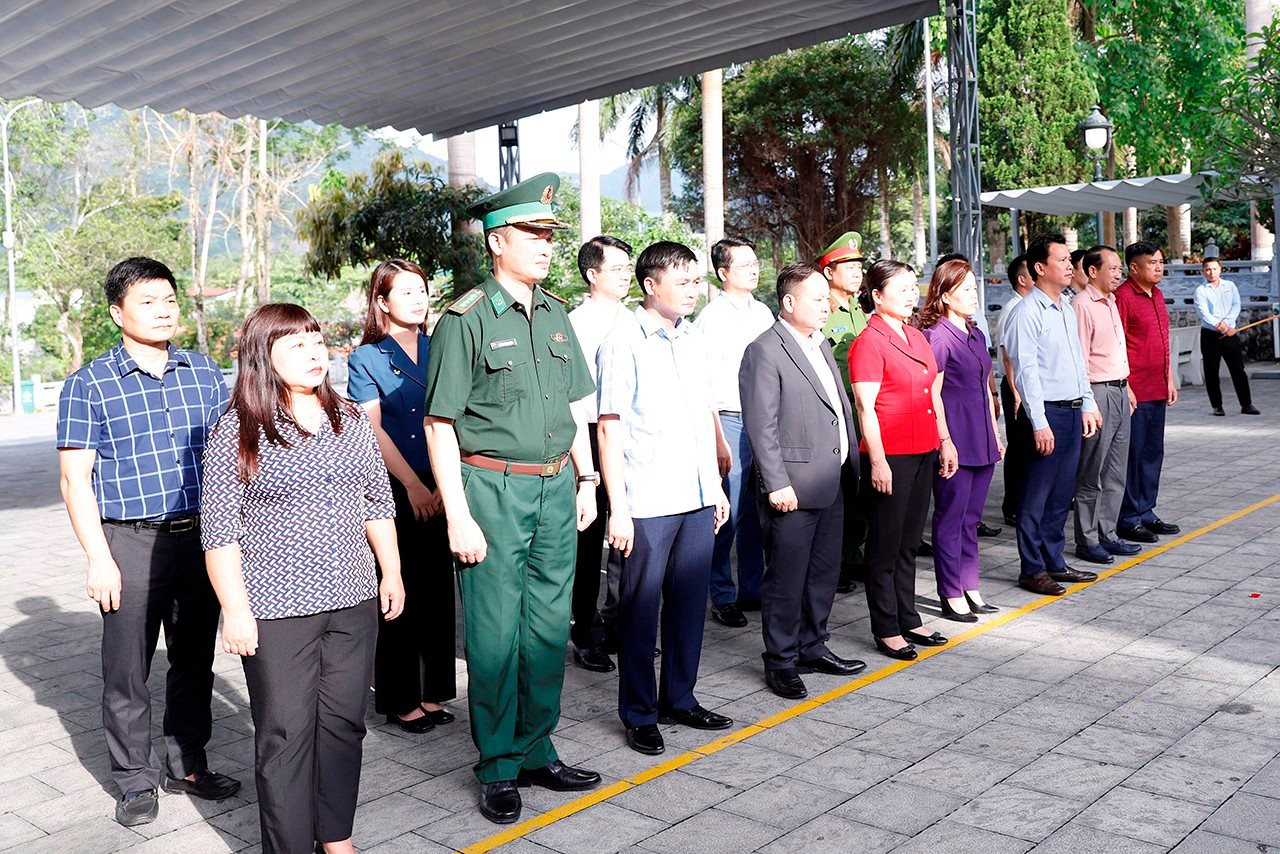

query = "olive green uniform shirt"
424;275;594;461
822;297;869;394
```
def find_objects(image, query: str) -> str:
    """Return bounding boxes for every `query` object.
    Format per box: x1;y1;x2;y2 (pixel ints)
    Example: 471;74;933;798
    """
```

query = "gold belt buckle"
540;460;559;477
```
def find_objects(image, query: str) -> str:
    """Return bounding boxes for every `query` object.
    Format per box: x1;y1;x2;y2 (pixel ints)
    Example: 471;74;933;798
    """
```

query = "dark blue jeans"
1119;399;1167;529
1016;404;1081;578
616;507;714;728
709;412;764;606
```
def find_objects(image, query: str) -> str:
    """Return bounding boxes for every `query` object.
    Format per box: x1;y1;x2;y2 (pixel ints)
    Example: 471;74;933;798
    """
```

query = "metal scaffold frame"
946;0;984;289
498;122;520;190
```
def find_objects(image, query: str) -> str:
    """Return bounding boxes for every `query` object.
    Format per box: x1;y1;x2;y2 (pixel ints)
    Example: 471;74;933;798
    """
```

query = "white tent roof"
980;172;1215;215
0;0;938;138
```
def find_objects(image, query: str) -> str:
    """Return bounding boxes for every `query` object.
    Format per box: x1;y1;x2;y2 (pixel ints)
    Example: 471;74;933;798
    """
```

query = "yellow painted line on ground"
459;491;1280;853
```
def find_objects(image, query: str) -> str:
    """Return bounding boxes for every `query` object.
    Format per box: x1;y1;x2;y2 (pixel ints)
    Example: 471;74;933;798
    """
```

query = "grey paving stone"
784;747;910;796
845;718;956;762
1074;785;1215;847
609;770;738;824
946;782;1085;842
1200;791;1280;846
1125;755;1248;806
715;775;849;831
743;714;860;759
1094;698;1210;738
636;808;783;854
831;779;964;836
805;693;909;731
951;720;1067;764
756;814;905;854
14;814;141;854
527;802;666;854
1041;673;1148;708
889;746;1021;798
679;742;801;789
894;693;1006;733
988;652;1088;683
364;835;455;853
1171;829;1274;853
857;672;961;705
1166;724;1280;775
121;821;248;853
1033;821;1168;854
1116;634;1213;664
415;805;545;850
945;672;1050;708
1005;753;1134;801
352;792;448;847
1053;723;1180;769
887;819;1032;854
0;813;47;851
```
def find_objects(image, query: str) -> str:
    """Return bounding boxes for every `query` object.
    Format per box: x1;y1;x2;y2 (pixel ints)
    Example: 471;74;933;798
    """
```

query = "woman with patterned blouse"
347;259;457;734
202;303;404;854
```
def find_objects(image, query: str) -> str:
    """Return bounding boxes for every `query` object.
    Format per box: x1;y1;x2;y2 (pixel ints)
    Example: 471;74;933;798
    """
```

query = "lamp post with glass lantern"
3;98;39;415
1078;104;1113;245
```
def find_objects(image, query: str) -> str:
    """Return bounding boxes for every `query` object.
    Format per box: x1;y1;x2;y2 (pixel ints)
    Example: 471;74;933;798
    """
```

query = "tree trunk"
877;160;891;258
1246;0;1272;59
1063;225;1079;252
255;118;270;304
1124;208;1139;246
701;70;725;267
657;97;671;215
235;117;255;312
912;174;926;270
578;100;601;242
447;132;479;241
186;115;211;356
985;217;1007;274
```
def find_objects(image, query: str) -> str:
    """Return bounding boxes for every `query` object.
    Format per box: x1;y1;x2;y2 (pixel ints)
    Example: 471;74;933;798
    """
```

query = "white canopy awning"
0;0;938;138
980;172;1215;215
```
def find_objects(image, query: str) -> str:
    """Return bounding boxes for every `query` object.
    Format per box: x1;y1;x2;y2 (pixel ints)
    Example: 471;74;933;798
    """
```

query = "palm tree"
599;77;697;213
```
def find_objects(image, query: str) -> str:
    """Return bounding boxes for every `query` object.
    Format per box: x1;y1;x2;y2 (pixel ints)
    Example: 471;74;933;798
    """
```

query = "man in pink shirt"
1073;246;1143;564
1114;241;1180;543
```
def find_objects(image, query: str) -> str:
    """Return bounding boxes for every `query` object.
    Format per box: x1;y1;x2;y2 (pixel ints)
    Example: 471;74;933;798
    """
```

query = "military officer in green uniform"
818;231;870;592
424;173;602;825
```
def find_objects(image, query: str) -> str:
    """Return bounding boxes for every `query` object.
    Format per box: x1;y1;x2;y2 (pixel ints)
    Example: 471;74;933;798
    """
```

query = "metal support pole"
1271;179;1280;361
3;98;38;415
1009;207;1021;258
498;122;520;190
923;16;938;269
946;0;985;303
1093;159;1105;244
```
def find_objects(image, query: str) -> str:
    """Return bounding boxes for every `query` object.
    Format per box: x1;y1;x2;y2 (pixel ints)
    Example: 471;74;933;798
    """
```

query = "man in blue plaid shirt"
57;257;239;827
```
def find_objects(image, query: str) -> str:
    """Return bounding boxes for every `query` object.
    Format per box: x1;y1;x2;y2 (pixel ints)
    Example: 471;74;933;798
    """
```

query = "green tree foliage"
668;37;919;259
978;0;1098;193
1211;20;1280;182
297;148;487;297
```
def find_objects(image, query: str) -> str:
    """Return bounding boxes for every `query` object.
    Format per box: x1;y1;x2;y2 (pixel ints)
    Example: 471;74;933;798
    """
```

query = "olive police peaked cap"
818;231;865;267
467;172;571;231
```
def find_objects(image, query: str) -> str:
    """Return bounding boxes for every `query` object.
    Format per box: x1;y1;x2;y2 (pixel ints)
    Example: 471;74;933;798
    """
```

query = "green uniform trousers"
457;463;576;783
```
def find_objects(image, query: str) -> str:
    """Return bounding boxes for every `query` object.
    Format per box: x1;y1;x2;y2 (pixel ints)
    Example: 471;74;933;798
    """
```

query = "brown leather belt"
460;452;570;477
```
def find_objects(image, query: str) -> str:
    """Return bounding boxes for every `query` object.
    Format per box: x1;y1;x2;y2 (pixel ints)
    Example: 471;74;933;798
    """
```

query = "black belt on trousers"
1096;378;1127;388
1045;398;1084;409
103;515;200;533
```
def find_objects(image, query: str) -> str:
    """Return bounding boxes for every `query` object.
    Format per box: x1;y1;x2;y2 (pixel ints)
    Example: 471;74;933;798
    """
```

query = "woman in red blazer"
850;260;958;660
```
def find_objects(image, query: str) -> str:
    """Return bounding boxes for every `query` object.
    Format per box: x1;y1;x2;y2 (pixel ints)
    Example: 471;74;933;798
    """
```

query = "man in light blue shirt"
1194;257;1257;416
1005;234;1102;597
597;241;732;758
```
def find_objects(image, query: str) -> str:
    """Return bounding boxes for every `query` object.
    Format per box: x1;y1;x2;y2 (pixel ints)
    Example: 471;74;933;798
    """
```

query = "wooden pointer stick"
1221;312;1280;337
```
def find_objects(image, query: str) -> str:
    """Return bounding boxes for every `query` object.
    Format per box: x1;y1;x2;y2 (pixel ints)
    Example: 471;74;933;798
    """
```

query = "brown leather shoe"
1048;566;1098;584
1018;571;1065;596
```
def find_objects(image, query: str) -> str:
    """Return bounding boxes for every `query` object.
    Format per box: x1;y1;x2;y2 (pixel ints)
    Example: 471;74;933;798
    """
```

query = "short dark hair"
577;234;633;283
859;259;916;314
1070;248;1087;268
1202;256;1222;268
1025;234;1067;282
1125;240;1161;266
1007;254;1027;284
1082;245;1116;279
710;237;756;282
776;261;822;305
936;252;968;266
636;241;697;290
104;257;177;306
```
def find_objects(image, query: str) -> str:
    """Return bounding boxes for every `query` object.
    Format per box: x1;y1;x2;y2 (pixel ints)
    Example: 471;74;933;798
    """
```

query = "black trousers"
100;521;221;796
759;488;844;671
243;599;377;854
861;452;935;639
374;472;457;715
1000;375;1033;521
571;427;609;650
1201;328;1252;409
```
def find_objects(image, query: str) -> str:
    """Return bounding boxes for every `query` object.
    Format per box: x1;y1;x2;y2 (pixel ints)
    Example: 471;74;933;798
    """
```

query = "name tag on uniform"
489;339;518;350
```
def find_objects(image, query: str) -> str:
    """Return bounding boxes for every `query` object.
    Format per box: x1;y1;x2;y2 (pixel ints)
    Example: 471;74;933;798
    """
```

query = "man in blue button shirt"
1005;235;1103;597
1194;257;1258;417
57;258;238;827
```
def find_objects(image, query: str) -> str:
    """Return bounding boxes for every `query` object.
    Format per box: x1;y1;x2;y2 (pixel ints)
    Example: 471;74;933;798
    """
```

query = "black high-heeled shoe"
874;637;918;661
386;712;435;734
419;705;455;726
940;599;979;623
966;593;999;614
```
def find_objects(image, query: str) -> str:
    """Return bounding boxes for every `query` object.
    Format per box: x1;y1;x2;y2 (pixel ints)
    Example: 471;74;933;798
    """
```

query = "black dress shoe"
1243;405;1261;415
797;651;867;676
765;668;808;699
736;597;762;611
386;712;435;734
573;645;616;673
965;593;999;614
874;638;917;661
162;770;241;800
420;706;455;725
116;789;159;826
1003;514;1018;526
658;704;733;730
905;629;948;647
976;521;1002;537
939;599;978;623
1100;539;1141;556
626;724;665;755
1019;571;1066;595
1116;524;1158;544
836;575;857;594
1212;406;1226;416
479;781;522;824
1049;566;1098;583
710;603;748;628
918;541;934;557
1074;544;1114;565
1145;519;1181;535
516;760;601;792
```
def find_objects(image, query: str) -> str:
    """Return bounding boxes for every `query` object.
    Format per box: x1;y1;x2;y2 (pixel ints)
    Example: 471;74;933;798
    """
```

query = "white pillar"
578;100;601;242
447;132;477;188
1123;208;1139;247
701;70;725;254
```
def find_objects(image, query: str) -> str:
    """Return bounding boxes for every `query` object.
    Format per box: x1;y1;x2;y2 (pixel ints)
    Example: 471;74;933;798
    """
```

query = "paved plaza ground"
3;374;1280;853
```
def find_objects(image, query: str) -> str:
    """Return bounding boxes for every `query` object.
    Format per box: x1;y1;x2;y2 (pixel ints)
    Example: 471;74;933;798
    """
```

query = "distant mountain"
597;159;687;214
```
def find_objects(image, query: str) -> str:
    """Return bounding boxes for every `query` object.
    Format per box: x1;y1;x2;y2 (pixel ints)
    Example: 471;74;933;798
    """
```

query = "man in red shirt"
1113;241;1180;543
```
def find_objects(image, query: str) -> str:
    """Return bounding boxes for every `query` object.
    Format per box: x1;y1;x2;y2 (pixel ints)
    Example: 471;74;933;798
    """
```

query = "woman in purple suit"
919;259;1004;621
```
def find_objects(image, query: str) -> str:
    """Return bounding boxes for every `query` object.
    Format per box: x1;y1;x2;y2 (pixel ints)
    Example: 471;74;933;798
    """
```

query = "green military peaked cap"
466;172;571;231
818;231;864;267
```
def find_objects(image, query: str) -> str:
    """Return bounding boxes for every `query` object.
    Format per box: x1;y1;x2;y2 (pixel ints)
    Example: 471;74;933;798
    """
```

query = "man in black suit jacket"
739;262;867;700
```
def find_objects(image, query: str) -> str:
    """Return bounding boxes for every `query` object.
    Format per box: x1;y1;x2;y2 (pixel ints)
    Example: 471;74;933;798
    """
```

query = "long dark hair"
227;303;358;481
918;258;975;330
358;259;430;346
858;259;916;314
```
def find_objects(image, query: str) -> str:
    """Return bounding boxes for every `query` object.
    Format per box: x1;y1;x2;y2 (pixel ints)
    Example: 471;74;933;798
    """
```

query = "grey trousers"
1074;382;1131;548
100;521;221;796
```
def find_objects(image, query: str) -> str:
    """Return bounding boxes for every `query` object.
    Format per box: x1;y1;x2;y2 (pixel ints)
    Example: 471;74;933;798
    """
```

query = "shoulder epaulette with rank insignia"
448;288;484;315
541;289;568;305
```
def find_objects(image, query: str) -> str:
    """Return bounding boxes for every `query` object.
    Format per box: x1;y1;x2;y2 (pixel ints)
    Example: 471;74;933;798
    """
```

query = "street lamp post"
1079;104;1113;245
3;98;39;415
